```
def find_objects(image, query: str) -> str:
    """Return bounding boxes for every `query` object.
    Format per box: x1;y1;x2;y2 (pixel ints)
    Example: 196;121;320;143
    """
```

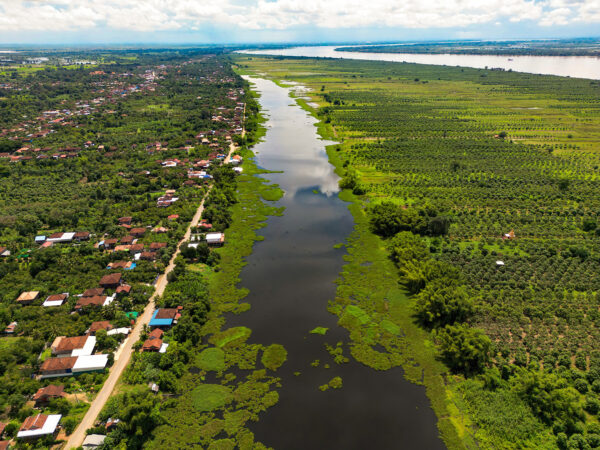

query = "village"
0;53;246;449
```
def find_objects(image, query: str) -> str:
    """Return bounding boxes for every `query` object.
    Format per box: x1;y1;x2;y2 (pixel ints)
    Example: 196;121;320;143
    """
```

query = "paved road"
64;142;238;449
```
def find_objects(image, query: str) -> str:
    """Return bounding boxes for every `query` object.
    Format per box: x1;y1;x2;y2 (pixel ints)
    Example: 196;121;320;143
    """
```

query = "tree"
436;324;491;375
414;281;474;328
514;370;585;431
388;231;428;266
369;202;403;237
427;215;451;236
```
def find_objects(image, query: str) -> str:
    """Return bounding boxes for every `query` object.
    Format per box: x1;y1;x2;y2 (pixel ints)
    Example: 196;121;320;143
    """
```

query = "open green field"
233;55;600;449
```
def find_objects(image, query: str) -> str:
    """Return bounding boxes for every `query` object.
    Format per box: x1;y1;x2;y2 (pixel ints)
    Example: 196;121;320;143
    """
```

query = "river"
240;45;600;80
226;76;445;449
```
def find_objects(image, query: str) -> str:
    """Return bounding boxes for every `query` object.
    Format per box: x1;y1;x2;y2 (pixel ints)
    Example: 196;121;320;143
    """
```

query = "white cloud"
0;0;598;32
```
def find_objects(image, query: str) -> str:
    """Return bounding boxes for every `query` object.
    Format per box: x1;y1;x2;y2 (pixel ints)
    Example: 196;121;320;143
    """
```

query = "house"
129;243;144;254
206;232;225;246
198;220;212;230
4;321;17;334
141;338;162;352
82;287;104;297
47;232;75;243
149;308;179;328
120;235;134;245
149;242;167;251
130;227;146;237
140;251;156;261
71;355;109;374
17;414;61;440
32;385;65;405
51;335;96;357
40;355;108;378
87;321;113;336
153;226;169;233
39;357;77;377
148;328;164;340
74;231;90;241
0;247;10;257
82;434;106;449
142;328;167;352
99;272;122;288
107;261;134;270
157;194;179;207
0;441;8;450
42;293;68;307
16;291;40;306
34;235;46;244
116;284;131;295
107;327;131;336
167;214;179;220
105;418;120;430
100;238;118;250
118;217;132;226
75;296;111;311
502;230;516;240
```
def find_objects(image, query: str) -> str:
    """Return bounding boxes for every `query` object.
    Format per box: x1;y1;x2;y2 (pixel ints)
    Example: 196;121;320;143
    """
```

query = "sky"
0;0;599;45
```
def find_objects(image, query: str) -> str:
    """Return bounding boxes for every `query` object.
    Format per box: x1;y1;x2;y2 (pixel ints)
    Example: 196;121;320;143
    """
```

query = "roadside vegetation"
234;54;600;449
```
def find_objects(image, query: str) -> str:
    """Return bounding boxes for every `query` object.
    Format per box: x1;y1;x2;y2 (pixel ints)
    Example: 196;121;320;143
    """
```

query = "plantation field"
234;55;600;448
235;54;600;368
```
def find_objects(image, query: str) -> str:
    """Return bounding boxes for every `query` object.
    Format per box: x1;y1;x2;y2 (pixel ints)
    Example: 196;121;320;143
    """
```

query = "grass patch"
191;384;233;412
210;327;252;348
309;327;329;335
260;186;284;201
260;344;287;371
319;376;343;391
197;347;226;371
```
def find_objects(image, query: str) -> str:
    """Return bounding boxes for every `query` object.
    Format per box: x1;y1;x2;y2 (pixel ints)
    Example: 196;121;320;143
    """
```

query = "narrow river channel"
226;76;445;449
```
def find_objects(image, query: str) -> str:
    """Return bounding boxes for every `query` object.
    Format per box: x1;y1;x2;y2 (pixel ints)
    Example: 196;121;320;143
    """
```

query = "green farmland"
234;55;600;449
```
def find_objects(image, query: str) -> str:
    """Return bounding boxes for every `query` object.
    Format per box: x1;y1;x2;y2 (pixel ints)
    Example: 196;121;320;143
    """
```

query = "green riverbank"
140;87;288;450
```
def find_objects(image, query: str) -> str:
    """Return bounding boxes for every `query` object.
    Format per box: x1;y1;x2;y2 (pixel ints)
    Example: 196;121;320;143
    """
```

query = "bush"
62;416;79;435
435;324;491;375
585;396;600;415
413;281;474;328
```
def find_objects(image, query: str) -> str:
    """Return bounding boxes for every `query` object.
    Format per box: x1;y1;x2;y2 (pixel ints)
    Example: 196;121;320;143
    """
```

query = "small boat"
508;58;513;61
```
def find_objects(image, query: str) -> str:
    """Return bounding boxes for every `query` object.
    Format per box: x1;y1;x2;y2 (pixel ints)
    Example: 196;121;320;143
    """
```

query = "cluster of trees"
369;201;451;238
366;206;489;374
202;166;238;231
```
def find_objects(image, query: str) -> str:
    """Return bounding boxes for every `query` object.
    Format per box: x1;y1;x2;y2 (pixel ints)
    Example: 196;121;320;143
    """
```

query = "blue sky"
0;0;599;45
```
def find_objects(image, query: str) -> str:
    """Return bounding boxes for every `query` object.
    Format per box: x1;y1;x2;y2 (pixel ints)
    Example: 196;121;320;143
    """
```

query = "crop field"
234;55;600;448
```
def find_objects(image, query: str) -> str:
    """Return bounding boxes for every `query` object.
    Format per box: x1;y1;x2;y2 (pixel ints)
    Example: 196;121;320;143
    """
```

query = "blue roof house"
148;308;178;328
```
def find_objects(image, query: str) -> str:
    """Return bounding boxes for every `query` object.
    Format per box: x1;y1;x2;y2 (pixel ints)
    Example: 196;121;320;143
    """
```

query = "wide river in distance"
226;76;445;449
240;45;600;80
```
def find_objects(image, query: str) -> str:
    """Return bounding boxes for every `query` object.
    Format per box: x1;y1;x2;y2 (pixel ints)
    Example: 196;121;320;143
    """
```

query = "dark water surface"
228;77;444;449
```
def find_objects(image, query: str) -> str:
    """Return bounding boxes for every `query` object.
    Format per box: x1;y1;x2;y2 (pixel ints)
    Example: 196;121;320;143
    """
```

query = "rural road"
64;141;238;449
